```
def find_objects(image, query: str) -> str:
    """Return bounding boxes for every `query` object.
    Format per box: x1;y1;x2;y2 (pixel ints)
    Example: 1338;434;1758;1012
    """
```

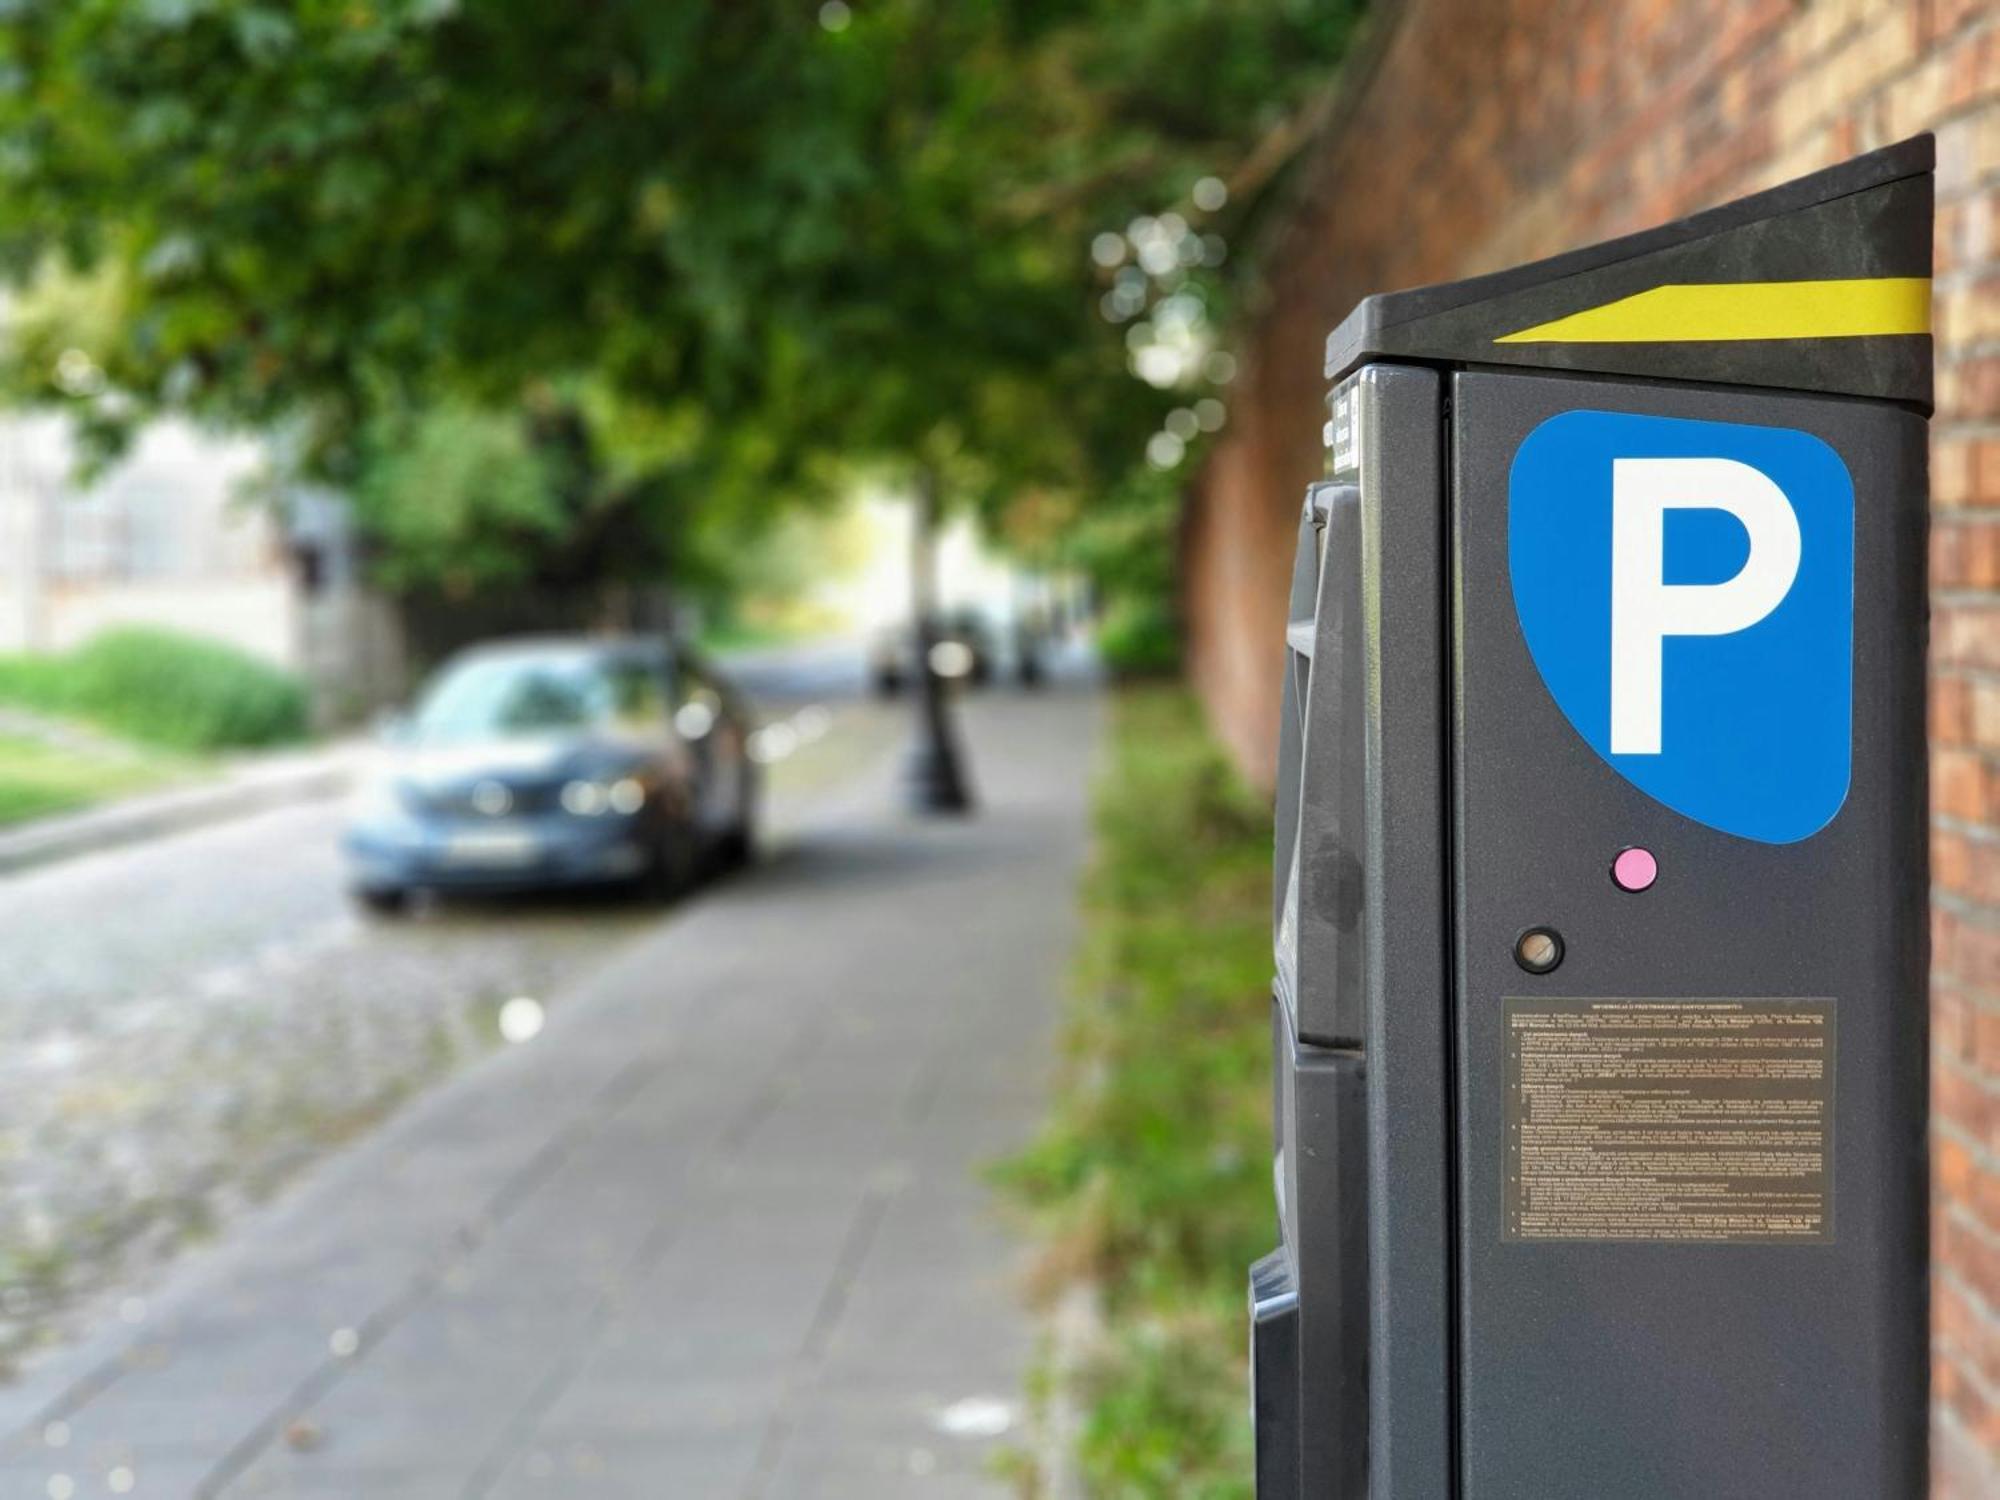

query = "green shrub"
996;687;1273;1496
0;629;309;751
1095;598;1180;678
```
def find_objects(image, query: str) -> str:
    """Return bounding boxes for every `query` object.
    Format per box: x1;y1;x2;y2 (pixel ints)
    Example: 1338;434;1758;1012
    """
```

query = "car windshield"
409;653;663;745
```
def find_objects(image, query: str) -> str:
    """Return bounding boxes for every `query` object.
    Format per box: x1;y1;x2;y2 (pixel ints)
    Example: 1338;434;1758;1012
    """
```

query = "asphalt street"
0;675;1096;1498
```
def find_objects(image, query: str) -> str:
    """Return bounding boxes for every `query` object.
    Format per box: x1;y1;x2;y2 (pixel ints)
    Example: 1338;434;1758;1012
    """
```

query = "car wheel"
718;765;759;868
355;886;412;917
644;823;701;900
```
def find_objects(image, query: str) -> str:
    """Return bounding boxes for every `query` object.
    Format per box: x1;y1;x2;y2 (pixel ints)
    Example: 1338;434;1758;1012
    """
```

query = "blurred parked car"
869;608;997;695
343;635;755;913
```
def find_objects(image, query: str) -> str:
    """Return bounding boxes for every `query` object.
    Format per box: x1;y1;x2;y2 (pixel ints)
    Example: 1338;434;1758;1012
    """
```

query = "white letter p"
1610;457;1800;756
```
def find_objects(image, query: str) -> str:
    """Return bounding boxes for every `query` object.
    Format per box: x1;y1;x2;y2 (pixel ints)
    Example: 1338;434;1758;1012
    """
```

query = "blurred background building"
0;416;280;659
0;414;404;727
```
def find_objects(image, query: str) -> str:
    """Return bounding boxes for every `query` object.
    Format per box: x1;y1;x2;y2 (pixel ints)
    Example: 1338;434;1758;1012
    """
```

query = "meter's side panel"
1287;1042;1368;1497
1349;364;1453;1500
1290;480;1367;1046
1450;372;1927;1498
1275;499;1322;936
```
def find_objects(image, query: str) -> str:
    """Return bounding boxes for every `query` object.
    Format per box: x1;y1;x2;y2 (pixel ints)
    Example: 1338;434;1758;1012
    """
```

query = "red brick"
1976;1012;2000;1096
1941;1211;2000;1327
1937;354;2000;424
1940;911;2000;996
1933;828;2000;905
1936;673;1975;742
1938;1058;1997;1144
1970;682;2000;752
1935;606;2000;671
1927;0;1994;44
1932;523;2000;591
1971;1158;2000;1242
1938;827;1972;893
1939;276;2000;350
1938;1133;1981;1205
1943;24;2000;116
1939;748;1991;822
1938;983;1979;1062
1979;1005;2000;1080
1936;438;2000;509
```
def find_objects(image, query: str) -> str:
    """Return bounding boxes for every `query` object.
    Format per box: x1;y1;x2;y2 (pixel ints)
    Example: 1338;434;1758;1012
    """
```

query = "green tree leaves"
0;0;1363;589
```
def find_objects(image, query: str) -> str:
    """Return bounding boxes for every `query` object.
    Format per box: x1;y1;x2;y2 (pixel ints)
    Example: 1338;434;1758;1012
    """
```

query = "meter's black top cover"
1324;135;1934;411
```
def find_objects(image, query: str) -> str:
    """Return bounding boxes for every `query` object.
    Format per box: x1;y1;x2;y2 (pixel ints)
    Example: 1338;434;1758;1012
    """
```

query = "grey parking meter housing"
1256;137;1932;1498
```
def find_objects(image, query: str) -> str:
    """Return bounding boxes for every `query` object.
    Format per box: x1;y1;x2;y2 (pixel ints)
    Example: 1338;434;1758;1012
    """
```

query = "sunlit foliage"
0;0;1362;592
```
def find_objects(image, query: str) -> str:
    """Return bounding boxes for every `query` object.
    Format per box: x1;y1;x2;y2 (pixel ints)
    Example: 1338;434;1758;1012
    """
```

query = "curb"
1034;1284;1102;1500
0;749;362;877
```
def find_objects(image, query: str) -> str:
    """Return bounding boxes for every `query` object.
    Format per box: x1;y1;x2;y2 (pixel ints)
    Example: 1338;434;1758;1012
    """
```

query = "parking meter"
1255;136;1932;1498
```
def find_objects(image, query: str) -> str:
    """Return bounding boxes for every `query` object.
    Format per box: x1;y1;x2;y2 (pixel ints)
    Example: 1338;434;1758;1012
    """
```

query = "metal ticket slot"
1256;136;1933;1498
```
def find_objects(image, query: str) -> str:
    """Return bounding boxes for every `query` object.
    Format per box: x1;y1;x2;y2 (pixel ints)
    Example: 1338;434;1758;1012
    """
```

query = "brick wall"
1182;0;1998;1490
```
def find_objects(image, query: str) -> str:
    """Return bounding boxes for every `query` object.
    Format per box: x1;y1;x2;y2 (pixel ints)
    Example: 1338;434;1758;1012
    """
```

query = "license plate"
440;828;540;867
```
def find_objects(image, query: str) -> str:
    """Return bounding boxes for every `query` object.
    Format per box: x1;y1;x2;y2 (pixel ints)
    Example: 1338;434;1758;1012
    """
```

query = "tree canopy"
0;0;1363;595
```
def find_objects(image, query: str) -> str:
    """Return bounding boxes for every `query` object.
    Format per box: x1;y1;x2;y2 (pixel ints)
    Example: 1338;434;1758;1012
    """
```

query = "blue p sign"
1509;410;1854;844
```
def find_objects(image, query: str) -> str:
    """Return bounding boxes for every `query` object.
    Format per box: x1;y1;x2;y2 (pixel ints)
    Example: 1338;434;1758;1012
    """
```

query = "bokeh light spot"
499;997;545;1044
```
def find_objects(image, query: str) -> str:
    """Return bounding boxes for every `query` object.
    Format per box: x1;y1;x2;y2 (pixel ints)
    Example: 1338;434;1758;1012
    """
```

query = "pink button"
1612;847;1658;892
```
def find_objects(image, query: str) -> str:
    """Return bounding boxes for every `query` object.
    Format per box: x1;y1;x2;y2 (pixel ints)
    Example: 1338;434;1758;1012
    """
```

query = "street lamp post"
900;467;974;814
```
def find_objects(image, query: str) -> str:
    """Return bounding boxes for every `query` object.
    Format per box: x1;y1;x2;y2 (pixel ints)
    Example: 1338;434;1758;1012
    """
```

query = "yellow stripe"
1494;277;1931;344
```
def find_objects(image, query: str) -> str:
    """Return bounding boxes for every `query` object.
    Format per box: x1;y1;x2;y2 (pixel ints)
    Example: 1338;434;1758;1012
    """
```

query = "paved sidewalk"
0;687;1097;1499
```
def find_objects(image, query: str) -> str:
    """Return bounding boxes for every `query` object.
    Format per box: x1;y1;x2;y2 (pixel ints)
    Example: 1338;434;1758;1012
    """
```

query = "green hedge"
0;629;309;751
1095;598;1181;678
997;686;1274;1497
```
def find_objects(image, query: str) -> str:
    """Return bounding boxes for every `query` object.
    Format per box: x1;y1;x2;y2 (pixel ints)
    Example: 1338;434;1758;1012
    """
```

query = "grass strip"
996;684;1275;1498
0;734;179;826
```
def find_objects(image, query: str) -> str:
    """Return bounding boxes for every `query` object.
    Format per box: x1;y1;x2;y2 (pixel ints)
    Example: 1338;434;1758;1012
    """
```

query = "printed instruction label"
1327;378;1363;477
1504;999;1834;1244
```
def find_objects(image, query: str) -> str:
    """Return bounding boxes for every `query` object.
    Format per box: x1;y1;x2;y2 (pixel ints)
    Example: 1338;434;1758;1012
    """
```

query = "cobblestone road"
0;700;900;1378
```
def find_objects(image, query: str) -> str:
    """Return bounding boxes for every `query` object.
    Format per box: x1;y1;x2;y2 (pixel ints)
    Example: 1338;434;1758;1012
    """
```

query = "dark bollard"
901;468;974;815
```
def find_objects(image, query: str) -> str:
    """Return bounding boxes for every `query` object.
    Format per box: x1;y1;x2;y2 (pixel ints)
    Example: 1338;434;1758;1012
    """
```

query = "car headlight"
561;777;647;816
674;699;717;740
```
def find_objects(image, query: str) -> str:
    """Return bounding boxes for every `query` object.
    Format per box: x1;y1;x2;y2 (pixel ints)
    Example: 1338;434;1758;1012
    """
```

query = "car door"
603;651;687;811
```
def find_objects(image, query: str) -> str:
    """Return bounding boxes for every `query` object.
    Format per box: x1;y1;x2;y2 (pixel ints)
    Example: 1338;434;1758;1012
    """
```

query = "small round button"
1611;847;1659;893
1514;927;1564;974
